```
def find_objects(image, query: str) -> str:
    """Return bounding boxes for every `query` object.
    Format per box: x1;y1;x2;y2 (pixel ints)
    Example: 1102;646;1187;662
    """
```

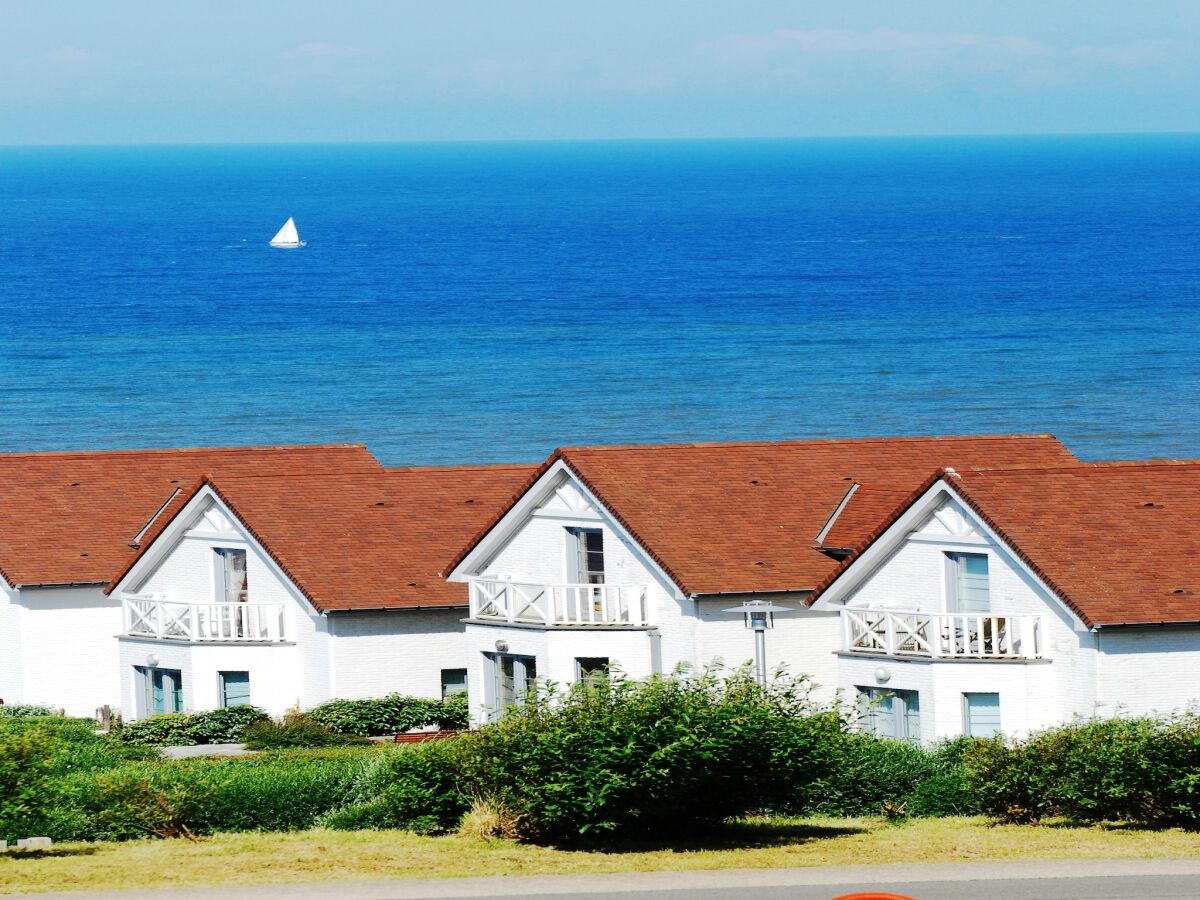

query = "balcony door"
493;653;537;713
215;548;249;603
946;552;990;614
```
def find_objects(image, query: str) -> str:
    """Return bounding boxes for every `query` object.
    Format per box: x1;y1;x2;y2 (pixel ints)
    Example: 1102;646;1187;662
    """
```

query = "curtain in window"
221;550;249;603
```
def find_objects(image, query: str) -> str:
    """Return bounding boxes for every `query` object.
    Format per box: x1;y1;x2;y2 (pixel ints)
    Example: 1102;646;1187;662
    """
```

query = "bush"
321;739;469;833
965;715;1200;827
0;728;58;842
242;714;371;750
117;713;195;747
307;694;462;736
187;706;270;744
0;704;59;718
37;749;375;841
442;667;839;843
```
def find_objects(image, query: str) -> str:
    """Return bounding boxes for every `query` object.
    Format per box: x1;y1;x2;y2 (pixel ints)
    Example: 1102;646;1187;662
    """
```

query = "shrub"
0;704;59;718
117;713;196;747
0;728;58;842
187;706;270;744
307;694;458;736
321;739;469;833
443;667;839;843
965;715;1200;827
38;749;375;841
242;714;371;750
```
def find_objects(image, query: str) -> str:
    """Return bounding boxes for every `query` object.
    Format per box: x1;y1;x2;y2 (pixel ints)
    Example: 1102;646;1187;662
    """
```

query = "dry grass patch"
4;816;1200;895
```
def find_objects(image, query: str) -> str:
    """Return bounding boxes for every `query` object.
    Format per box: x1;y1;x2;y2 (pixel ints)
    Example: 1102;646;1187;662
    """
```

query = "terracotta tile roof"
808;460;1200;628
0;445;381;588
818;485;915;550
108;464;538;612
448;434;1077;595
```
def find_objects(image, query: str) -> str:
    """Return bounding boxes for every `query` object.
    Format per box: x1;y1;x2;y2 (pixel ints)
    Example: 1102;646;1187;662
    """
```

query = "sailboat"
269;217;305;248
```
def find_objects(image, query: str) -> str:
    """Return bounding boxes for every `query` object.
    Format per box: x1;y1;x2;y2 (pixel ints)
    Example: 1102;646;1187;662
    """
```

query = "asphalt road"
16;860;1200;900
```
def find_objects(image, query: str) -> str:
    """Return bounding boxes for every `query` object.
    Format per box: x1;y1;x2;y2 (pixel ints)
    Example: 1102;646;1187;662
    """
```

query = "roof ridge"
556;433;1064;454
386;463;538;473
966;459;1200;476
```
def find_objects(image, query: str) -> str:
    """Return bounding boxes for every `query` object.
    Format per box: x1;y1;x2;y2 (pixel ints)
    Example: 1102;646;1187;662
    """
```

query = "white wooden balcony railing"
122;594;287;643
468;578;650;627
841;608;1043;660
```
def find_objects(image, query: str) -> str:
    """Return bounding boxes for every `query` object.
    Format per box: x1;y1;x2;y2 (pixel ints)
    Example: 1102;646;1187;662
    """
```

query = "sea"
0;135;1197;466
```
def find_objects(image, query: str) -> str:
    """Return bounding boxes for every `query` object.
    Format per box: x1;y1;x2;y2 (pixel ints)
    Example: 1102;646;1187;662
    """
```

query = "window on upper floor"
946;552;989;614
215;548;249;603
857;686;921;743
568;527;605;584
963;692;1002;737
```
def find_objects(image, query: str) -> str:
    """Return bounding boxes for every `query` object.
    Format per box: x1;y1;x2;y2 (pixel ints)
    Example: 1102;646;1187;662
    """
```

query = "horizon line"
3;129;1199;151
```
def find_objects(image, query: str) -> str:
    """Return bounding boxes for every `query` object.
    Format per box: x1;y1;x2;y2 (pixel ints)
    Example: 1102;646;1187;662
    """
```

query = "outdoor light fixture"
723;599;791;684
494;640;509;653
874;666;892;684
145;653;159;667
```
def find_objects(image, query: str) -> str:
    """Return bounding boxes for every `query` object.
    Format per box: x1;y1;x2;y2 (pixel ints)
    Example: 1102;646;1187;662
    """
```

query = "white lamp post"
723;599;791;684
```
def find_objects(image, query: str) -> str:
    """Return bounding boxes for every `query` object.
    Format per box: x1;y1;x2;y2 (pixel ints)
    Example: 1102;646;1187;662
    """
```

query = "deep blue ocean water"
0;136;1197;466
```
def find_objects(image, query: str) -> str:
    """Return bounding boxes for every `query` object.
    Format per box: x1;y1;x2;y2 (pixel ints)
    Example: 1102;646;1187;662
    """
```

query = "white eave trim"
447;458;686;600
810;479;1088;632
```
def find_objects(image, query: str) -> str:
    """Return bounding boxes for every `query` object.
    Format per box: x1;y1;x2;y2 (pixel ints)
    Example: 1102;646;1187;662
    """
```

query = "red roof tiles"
109;464;537;612
448;434;1078;595
0;445;381;587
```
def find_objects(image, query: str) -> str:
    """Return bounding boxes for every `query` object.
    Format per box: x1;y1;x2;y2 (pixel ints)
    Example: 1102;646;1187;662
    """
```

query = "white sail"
269;217;304;248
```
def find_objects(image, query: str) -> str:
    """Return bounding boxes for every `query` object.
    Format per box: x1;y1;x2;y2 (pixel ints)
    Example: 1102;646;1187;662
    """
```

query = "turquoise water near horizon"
0;135;1197;466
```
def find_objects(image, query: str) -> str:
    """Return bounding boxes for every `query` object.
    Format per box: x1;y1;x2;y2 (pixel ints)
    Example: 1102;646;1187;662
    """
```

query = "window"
963;692;1002;737
215;548;249;603
441;668;468;700
493;654;537;711
576;657;610;688
138;667;184;716
568;528;605;584
947;552;989;613
219;671;251;708
858;687;921;742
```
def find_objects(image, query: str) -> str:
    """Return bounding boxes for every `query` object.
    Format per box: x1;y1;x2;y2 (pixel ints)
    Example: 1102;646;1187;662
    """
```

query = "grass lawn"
3;816;1200;894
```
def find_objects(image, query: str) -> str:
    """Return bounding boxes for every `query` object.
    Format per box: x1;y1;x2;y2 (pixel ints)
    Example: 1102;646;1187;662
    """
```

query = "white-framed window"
219;671;251;708
492;653;537;711
568;527;605;584
963;692;1001;737
137;666;184;716
576;656;610;688
946;552;990;613
441;668;468;700
214;547;249;603
857;686;921;742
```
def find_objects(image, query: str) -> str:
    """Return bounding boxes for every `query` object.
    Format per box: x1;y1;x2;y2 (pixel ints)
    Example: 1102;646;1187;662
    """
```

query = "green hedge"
116;707;270;747
243;715;372;750
307;692;468;736
965;715;1200;827
0;704;59;718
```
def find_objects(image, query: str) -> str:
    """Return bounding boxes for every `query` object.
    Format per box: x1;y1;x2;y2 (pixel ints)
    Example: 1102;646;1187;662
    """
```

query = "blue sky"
3;1;1198;144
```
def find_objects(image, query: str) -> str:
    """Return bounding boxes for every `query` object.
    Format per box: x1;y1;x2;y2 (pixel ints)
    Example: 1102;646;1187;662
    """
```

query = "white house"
105;463;533;719
445;434;1079;722
0;444;382;717
808;460;1200;743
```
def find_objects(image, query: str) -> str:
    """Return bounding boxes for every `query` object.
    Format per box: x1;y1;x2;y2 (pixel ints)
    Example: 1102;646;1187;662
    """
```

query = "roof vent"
754;561;766;567
372;501;387;507
79;552;88;557
749;479;760;485
407;581;418;587
1142;501;1164;509
1172;588;1189;595
463;498;476;504
70;482;81;487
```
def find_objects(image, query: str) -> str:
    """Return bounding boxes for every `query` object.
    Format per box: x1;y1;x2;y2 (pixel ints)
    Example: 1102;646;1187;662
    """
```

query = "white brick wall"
1098;628;1200;718
18;586;122;717
329;609;468;700
0;579;22;706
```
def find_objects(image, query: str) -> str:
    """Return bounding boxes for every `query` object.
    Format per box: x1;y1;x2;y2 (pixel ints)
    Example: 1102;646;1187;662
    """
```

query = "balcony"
841;608;1043;660
122;594;287;643
468;578;651;627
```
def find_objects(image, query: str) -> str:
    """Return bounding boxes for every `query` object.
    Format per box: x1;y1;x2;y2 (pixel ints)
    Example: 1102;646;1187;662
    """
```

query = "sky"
2;1;1199;144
